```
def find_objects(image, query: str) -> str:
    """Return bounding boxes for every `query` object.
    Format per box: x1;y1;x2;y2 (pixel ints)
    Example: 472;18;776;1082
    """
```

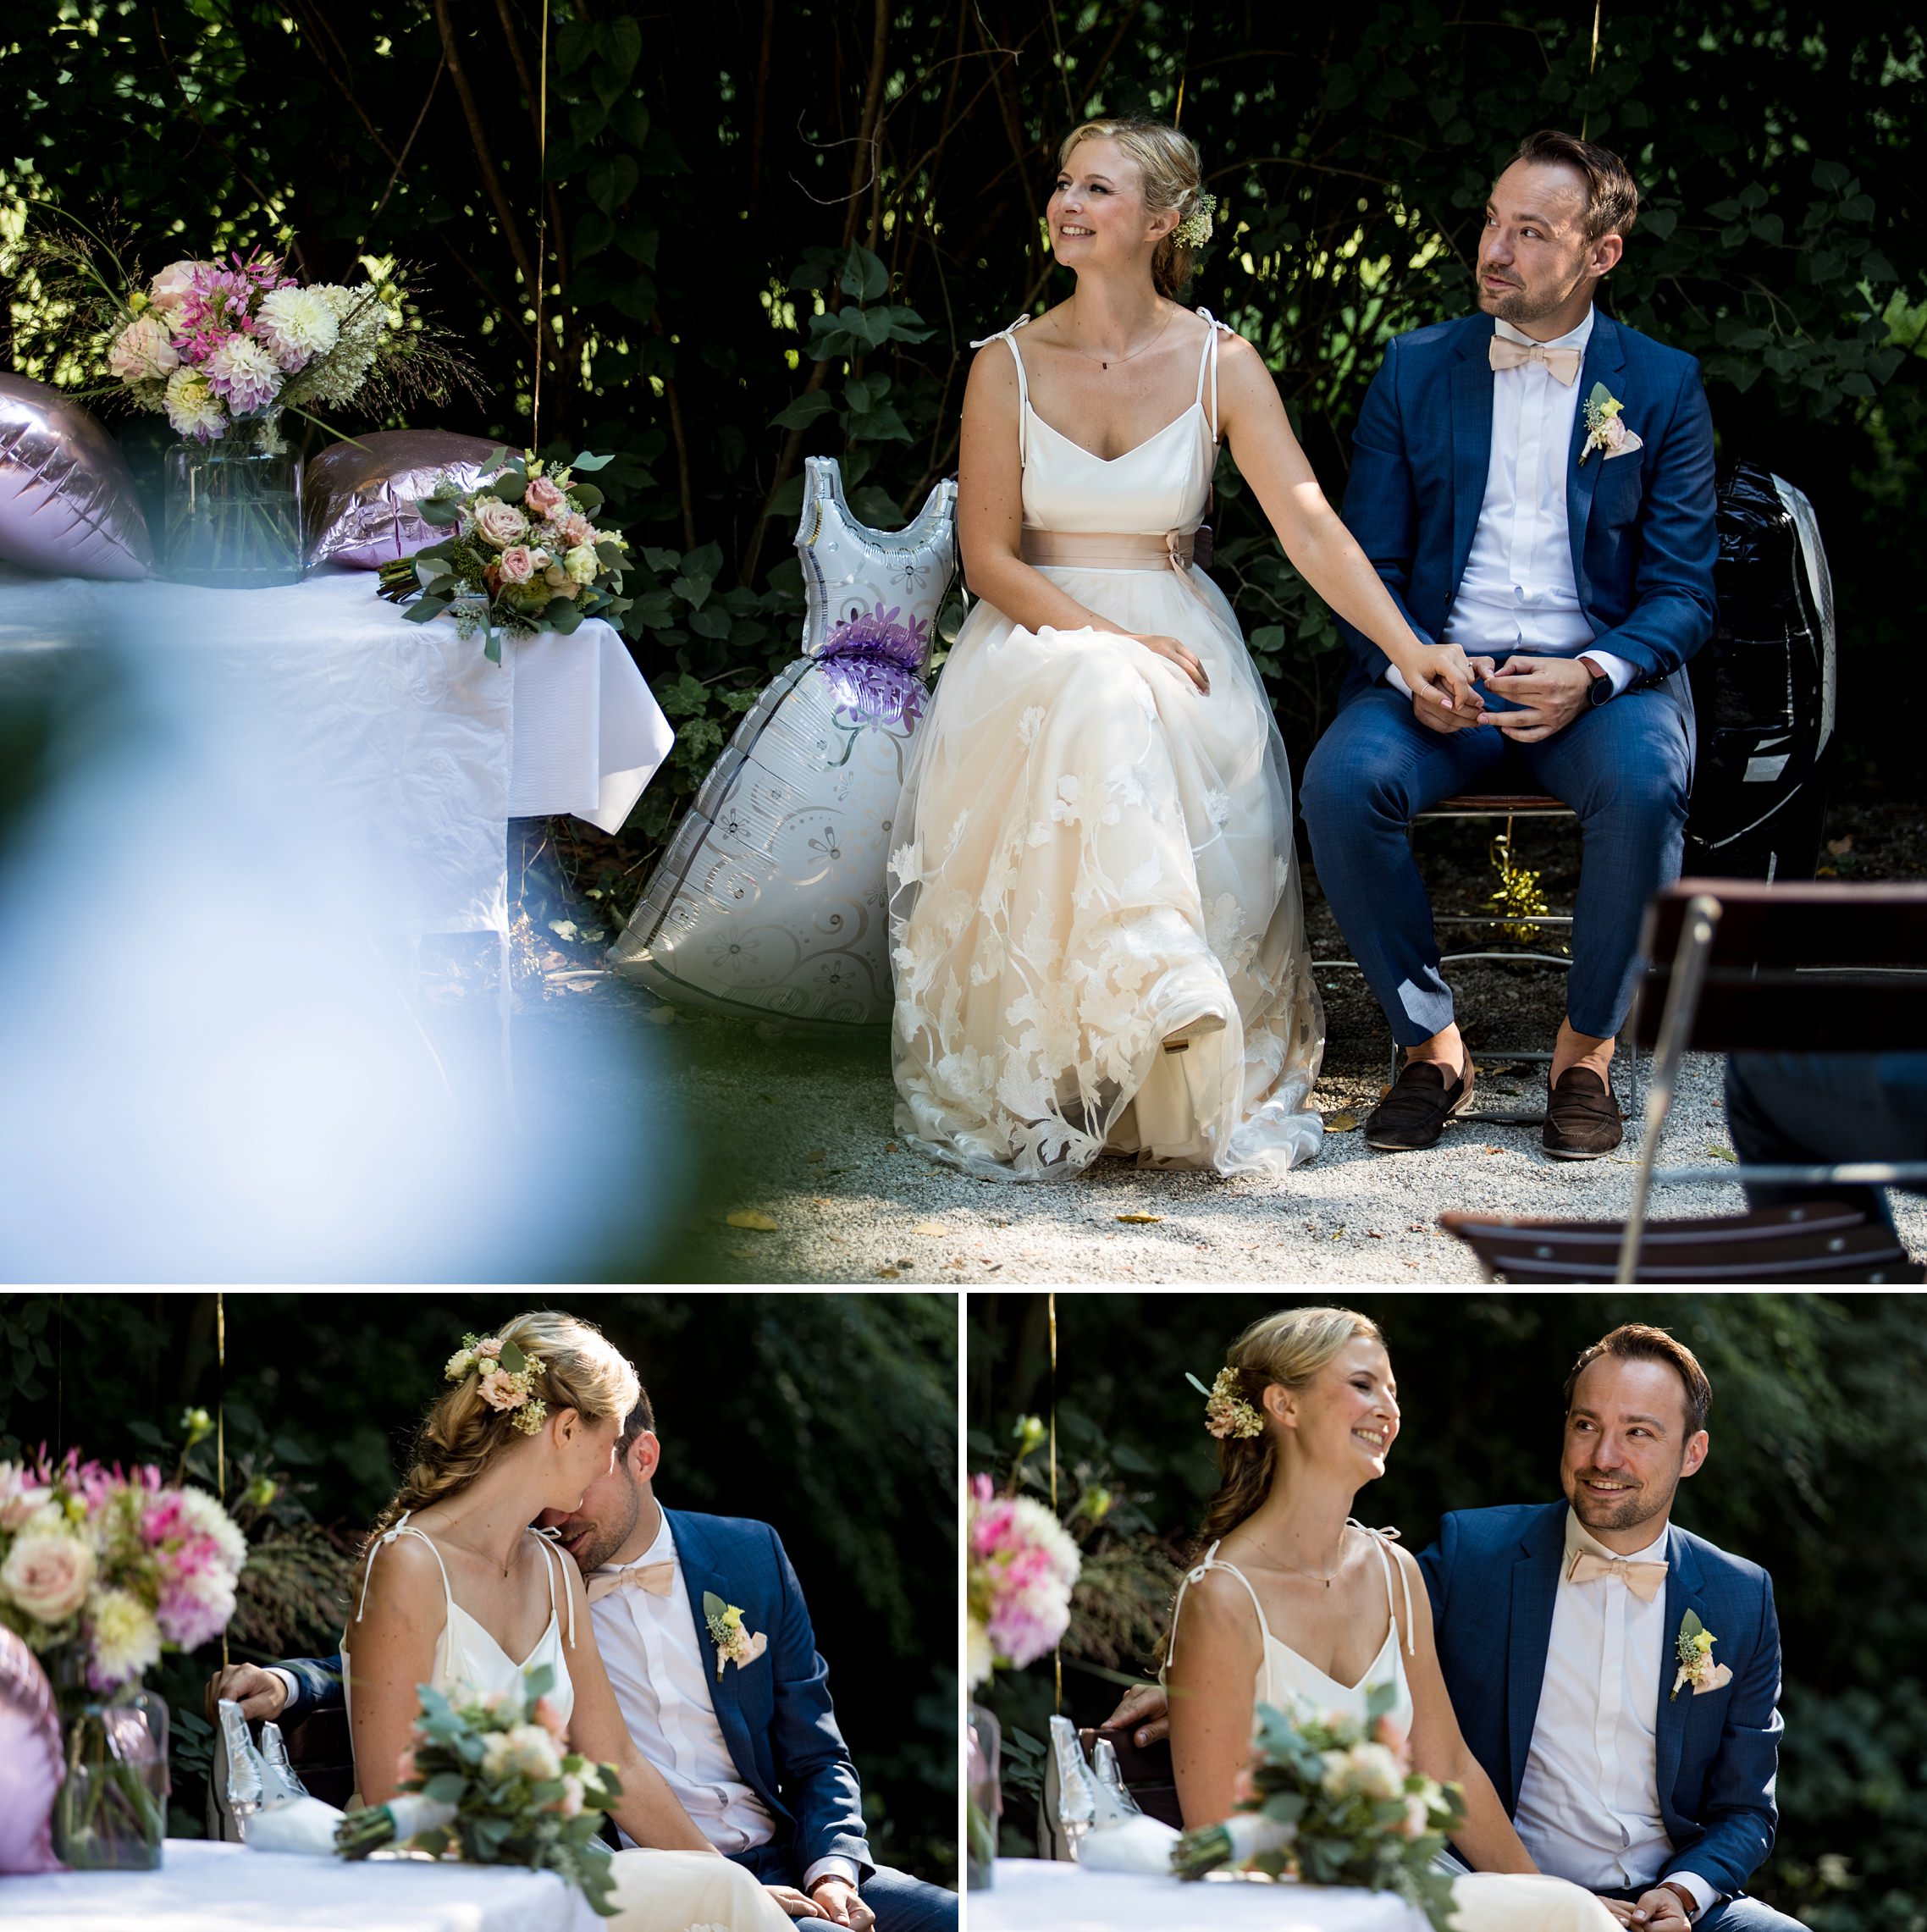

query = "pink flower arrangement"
0;1448;246;1692
965;1472;1079;1690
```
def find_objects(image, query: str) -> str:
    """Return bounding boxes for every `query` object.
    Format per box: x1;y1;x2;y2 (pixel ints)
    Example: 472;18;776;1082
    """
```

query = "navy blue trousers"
732;1842;957;1932
1301;682;1691;1047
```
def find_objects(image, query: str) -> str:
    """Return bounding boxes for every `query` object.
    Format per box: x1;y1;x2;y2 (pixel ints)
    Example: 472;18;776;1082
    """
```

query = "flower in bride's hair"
478;1368;522;1411
474;1336;504;1360
444;1349;477;1382
1172;191;1217;252
1190;1366;1264;1440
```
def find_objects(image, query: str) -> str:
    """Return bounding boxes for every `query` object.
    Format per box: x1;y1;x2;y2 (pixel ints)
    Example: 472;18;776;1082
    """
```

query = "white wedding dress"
347;1517;787;1932
1168;1527;1625;1932
889;311;1324;1181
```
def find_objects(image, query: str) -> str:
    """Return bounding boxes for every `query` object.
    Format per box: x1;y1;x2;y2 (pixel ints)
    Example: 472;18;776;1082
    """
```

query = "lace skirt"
887;560;1324;1182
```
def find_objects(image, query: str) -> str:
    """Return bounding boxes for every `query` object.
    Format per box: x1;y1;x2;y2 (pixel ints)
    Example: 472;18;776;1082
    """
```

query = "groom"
207;1390;954;1932
1107;1322;1803;1932
1301;129;1718;1158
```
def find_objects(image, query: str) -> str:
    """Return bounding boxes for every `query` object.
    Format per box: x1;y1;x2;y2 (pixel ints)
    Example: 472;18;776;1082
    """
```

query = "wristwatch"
1580;655;1614;707
1658;1880;1700;1919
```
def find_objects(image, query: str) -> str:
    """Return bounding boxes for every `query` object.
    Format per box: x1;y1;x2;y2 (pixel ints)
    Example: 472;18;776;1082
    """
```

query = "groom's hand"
1622;1887;1693;1932
204;1662;289;1725
1102;1682;1171;1747
765;1883;833;1920
805;1878;874;1931
1482;654;1593;741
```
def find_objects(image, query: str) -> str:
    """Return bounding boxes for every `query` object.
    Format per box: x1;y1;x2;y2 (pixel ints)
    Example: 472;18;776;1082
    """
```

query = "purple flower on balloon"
816;601;931;729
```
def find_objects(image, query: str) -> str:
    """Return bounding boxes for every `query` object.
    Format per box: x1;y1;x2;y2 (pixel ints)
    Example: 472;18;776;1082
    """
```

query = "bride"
345;1311;809;1930
1155;1305;1622;1932
888;116;1478;1181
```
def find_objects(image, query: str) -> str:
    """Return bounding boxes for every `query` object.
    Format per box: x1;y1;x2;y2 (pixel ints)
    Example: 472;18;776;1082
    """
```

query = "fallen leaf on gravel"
1323;1112;1359;1132
885;1141;899;1152
912;1221;950;1236
984;1261;1002;1272
877;1267;901;1278
1116;1212;1162;1223
1705;1144;1737;1162
726;1210;779;1232
1408;1223;1426;1232
1483;1144;1501;1154
1367;1230;1383;1239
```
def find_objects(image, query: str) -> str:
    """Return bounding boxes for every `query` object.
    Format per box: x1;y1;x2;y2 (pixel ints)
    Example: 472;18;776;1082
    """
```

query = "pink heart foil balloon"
304;428;509;569
0;373;153;580
0;1625;63;1873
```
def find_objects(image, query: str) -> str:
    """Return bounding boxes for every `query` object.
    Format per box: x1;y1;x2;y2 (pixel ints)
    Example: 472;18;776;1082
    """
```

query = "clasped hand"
1411;653;1594;740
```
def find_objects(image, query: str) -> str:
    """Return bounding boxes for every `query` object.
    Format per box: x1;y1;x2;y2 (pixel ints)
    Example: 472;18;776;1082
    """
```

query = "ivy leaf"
574;210;613;260
772;390;837;431
587;156;639;214
839;246;891;303
594;16;643;81
608;97;650;148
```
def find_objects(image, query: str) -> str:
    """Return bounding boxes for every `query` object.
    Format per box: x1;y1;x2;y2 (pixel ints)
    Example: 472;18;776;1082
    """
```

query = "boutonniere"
704;1590;768;1679
1670;1609;1733;1699
1578;382;1641;464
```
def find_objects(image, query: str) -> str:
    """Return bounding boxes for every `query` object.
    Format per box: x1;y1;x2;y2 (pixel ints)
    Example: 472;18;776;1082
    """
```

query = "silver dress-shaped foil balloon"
303;428;506;569
609;455;958;1024
0;373;152;579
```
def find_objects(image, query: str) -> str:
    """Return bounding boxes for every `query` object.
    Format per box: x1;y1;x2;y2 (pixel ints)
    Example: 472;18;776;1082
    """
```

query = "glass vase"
966;1701;1001;1891
163;410;304;588
51;1660;169;1872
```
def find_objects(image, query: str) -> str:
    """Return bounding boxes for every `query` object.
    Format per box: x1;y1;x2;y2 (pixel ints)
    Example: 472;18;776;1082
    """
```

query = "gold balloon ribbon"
1582;3;1603;140
532;2;551;447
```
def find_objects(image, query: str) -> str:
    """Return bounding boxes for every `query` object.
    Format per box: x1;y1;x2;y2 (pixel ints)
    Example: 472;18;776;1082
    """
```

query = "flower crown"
1172;191;1217;252
1185;1366;1263;1440
444;1332;549;1436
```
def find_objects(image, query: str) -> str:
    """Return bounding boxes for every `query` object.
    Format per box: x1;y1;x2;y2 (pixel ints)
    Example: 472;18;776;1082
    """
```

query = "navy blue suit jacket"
1335;311;1718;723
286;1506;872;1881
1416;1502;1781;1902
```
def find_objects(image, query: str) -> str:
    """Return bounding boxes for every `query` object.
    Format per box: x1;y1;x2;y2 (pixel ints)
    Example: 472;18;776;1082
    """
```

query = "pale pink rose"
1373;1712;1411;1763
1600;415;1627;452
395;1748;417;1786
475;1337;503;1359
478;1368;521;1411
470;500;527;549
524;475;566;517
0;1529;96;1624
109;315;180;384
498;545;536;585
533;1696;567;1743
147;261;204;316
558;511;594;548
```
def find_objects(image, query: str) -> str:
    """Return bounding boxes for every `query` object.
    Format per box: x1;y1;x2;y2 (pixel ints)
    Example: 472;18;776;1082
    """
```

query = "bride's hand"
1399;640;1482;716
1129;632;1210;694
765;1885;832;1919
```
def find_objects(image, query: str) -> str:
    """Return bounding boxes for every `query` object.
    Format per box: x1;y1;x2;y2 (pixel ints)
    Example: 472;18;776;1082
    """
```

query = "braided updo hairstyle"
1057;117;1210;299
363;1311;640;1561
1195;1306;1386;1547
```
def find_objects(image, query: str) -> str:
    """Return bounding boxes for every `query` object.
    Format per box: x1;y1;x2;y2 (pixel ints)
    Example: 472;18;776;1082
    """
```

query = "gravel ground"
508;798;1927;1286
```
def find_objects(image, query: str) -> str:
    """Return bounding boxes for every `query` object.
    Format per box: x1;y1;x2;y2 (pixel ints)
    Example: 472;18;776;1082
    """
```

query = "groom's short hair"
617;1388;657;1452
1565;1323;1712;1433
1510;129;1640;242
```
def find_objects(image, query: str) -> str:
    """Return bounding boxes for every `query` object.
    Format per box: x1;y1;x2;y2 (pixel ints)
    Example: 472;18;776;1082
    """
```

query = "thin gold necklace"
1250;1526;1350;1588
1067;299;1175;372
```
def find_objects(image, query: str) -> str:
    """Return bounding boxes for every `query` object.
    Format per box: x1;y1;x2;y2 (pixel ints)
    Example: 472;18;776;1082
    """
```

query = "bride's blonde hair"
1057;117;1208;298
364;1310;640;1556
1195;1306;1384;1545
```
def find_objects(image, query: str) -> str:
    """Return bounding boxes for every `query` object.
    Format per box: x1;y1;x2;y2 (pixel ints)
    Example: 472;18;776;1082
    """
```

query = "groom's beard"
1570;1464;1672;1534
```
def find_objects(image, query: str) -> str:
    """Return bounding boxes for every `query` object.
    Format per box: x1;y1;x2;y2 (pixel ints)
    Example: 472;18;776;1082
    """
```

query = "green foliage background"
969;1292;1927;1931
4;2;1924;877
3;1291;958;1886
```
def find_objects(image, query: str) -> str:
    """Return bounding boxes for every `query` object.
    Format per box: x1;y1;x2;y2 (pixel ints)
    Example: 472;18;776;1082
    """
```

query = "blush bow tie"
1567;1547;1668;1601
1489;334;1583;385
586;1560;677;1604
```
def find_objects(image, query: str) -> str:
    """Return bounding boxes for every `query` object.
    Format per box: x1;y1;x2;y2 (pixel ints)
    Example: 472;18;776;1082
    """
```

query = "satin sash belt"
1022;529;1196;573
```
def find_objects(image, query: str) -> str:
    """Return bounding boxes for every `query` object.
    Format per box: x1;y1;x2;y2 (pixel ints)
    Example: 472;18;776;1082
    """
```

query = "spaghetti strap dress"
1165;1525;1626;1932
346;1512;788;1932
888;311;1325;1181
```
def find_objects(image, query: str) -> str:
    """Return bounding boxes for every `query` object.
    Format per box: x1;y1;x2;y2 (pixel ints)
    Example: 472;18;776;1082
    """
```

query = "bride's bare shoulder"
356;1528;447;1616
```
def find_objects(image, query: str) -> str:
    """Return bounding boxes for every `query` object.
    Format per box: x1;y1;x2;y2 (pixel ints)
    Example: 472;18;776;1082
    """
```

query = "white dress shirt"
591;1512;859;1893
1513;1510;1715;1918
1386;306;1636;701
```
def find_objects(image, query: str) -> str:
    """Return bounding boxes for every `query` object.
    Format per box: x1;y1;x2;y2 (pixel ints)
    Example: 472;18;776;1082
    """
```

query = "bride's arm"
957;344;1211;693
555;1560;715;1853
1165;1566;1267;1828
1390;1544;1538;1874
346;1535;452;1808
1216;334;1479;713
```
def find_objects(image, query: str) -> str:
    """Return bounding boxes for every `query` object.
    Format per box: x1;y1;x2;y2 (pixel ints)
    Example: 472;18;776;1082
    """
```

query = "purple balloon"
0;1626;63;1874
304;428;507;569
0;373;152;580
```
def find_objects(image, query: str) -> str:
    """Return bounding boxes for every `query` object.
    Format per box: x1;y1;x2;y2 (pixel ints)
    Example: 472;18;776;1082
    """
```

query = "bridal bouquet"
0;1447;246;1691
336;1662;623;1917
1171;1685;1465;1931
375;449;633;662
966;1471;1080;1691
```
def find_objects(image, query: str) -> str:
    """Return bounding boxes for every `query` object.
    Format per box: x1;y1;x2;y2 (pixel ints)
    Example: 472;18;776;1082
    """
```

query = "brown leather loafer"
1543;1065;1624;1159
1364;1057;1475;1151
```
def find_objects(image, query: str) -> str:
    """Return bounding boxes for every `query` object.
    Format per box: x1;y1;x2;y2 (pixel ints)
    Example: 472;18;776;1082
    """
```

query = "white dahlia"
255;285;340;373
164;367;228;441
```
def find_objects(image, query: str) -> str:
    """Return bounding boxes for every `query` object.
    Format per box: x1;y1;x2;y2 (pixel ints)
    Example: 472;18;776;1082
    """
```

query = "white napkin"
246;1796;349;1855
1079;1815;1182;1874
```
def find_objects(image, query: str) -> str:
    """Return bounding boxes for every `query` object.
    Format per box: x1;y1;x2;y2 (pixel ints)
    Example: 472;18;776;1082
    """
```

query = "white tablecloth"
0;1839;602;1932
972;1859;1430;1932
0;565;672;938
